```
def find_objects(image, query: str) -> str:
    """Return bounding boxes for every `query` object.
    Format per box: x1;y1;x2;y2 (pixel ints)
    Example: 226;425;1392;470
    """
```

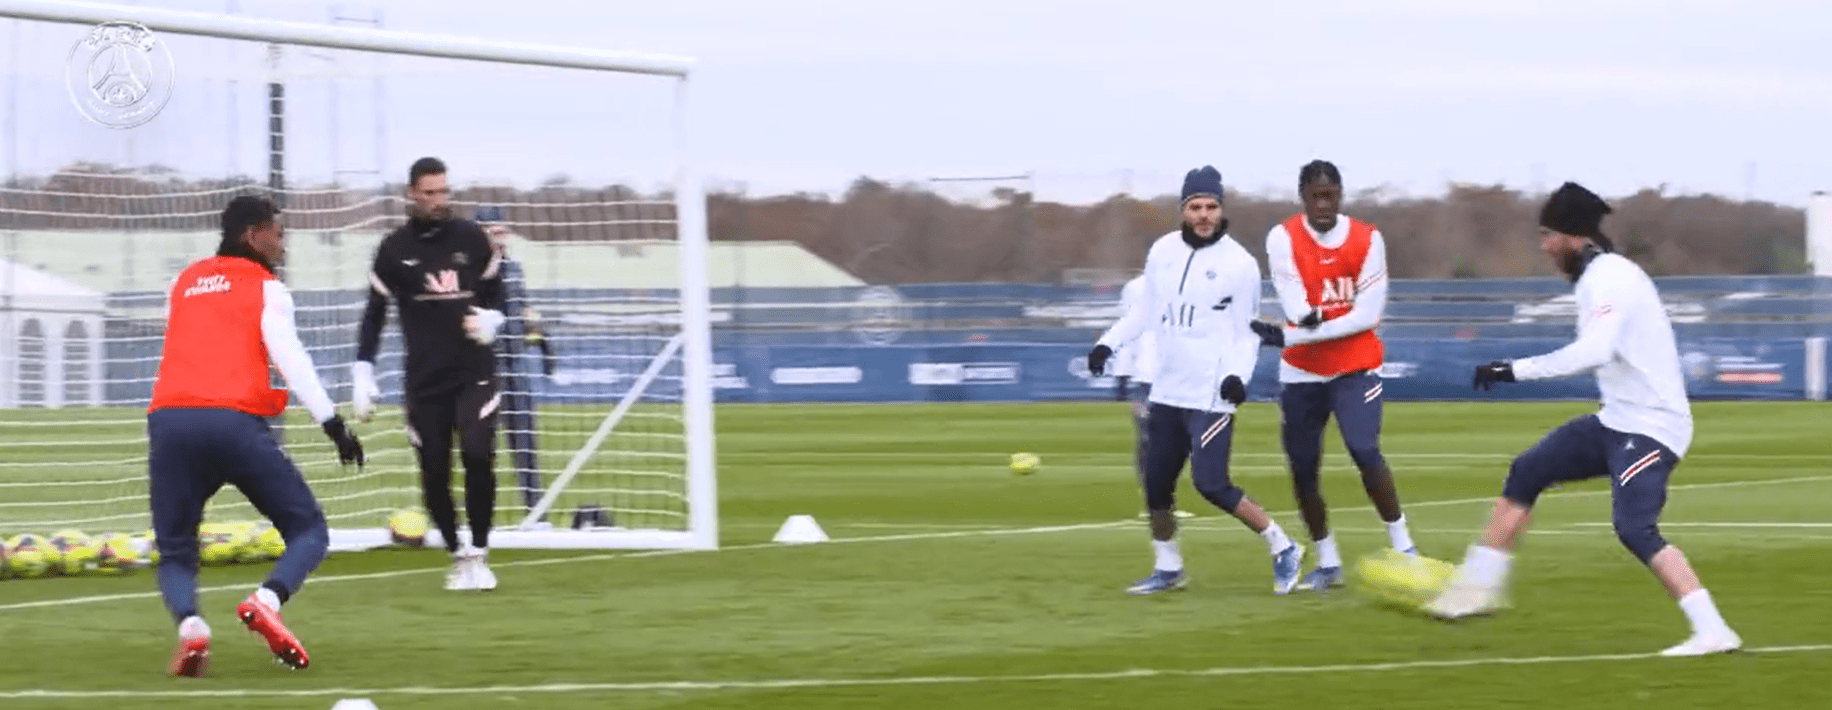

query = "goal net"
0;2;717;551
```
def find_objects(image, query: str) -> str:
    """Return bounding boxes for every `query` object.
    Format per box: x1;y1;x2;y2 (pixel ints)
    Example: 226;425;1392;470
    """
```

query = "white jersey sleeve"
1112;277;1146;378
1511;268;1628;380
1512;254;1693;456
261;280;337;424
1098;253;1157;352
1263;223;1313;324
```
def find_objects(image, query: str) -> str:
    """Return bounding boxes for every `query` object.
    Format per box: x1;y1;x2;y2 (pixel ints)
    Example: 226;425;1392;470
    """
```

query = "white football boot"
1422;566;1506;619
470;548;497;591
1660;630;1742;657
445;548;477;591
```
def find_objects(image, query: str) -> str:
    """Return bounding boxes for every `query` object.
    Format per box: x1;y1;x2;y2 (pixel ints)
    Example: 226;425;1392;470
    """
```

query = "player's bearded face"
1541;230;1586;276
1302;182;1341;232
1182;197;1222;237
408;174;453;221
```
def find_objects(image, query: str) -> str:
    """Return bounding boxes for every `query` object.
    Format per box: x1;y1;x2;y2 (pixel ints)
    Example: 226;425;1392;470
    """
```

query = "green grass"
0;399;1829;709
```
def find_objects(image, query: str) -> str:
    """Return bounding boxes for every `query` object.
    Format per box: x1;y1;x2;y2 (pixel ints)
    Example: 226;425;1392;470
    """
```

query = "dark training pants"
1503;413;1678;563
1279;371;1388;501
1141;403;1246;514
147;408;329;624
405;377;500;552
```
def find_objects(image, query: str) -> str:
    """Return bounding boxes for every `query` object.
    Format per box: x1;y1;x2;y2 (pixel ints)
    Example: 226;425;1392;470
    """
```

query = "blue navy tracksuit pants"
147;408;329;623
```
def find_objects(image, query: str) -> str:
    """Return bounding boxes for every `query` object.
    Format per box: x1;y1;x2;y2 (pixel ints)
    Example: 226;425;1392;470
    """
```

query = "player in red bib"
149;196;364;677
1255;161;1416;592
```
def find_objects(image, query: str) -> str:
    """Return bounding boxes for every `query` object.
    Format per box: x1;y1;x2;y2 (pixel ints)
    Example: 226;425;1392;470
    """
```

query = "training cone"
772;514;829;544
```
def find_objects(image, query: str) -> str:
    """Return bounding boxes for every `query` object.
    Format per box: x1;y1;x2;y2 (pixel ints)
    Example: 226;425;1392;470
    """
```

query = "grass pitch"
0;399;1828;709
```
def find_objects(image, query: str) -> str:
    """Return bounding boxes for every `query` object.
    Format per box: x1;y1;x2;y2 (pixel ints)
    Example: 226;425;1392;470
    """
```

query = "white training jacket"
1098;231;1262;413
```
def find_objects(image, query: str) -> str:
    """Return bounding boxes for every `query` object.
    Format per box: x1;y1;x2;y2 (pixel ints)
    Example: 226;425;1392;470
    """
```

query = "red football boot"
167;635;209;678
236;594;309;670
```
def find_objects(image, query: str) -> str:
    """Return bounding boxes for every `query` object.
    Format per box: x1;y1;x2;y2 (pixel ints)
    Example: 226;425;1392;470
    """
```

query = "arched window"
63;320;90;406
17;319;46;406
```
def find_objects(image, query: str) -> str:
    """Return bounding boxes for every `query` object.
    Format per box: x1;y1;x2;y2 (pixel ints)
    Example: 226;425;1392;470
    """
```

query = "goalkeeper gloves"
464;307;506;345
320;415;365;468
350;361;379;421
1471;361;1516;391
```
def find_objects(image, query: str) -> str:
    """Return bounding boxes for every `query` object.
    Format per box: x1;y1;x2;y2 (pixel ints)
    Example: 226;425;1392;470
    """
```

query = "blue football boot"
1126;569;1187;595
1295;565;1344;592
1271;543;1305;595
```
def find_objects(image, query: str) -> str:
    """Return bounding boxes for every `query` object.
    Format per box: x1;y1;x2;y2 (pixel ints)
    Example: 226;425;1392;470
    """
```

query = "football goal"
0;0;718;551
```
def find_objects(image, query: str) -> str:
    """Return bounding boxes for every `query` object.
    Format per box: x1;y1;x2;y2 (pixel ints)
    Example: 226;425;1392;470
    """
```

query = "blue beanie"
1181;166;1223;204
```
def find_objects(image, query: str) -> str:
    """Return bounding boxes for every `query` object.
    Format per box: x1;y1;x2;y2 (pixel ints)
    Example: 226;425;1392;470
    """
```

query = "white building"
1;258;106;408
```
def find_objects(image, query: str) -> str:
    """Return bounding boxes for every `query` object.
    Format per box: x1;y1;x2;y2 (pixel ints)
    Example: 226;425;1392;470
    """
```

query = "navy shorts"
1141;403;1243;512
1504;414;1678;513
1279;370;1386;468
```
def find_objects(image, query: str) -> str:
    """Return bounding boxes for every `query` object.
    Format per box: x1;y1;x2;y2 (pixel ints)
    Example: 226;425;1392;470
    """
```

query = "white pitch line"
1571;522;1832;529
2;474;1826;614
2;643;1826;700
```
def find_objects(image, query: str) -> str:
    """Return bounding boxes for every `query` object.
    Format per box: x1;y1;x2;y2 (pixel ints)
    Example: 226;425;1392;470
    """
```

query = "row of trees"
2;165;1810;282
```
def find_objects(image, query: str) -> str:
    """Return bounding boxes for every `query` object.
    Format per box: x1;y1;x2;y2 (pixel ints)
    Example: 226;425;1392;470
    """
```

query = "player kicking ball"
1087;166;1303;596
352;157;507;591
1423;181;1742;657
150;196;365;676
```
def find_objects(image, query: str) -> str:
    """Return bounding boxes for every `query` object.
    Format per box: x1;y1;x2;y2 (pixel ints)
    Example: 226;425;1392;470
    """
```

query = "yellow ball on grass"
1008;452;1041;475
1352;549;1457;610
388;509;430;547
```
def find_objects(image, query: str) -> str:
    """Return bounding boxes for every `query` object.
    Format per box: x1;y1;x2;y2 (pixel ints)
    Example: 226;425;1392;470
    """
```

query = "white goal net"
0;1;717;551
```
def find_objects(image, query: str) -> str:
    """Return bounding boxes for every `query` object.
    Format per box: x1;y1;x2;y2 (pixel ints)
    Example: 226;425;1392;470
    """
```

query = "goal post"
0;0;719;551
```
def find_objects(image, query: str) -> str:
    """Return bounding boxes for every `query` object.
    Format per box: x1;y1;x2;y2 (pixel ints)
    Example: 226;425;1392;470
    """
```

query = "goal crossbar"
0;0;695;75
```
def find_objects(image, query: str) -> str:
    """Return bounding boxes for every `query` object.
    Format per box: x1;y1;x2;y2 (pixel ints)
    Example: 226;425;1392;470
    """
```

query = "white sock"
1259;521;1293;555
1316;534;1342;569
1463;544;1511;588
177;615;211;640
1152;539;1183;572
254;586;282;612
1386;515;1415;552
1678;589;1732;636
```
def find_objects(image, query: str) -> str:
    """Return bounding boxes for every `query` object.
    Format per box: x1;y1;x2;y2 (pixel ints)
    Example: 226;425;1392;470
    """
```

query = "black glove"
1295;309;1324;329
1219;375;1247;405
321;415;365;467
1115;375;1132;401
1471;361;1516;391
1087;344;1113;376
1250;320;1285;348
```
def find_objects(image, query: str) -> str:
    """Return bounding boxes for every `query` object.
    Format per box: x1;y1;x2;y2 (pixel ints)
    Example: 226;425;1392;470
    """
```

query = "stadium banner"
522;337;1819;405
81;335;1821;407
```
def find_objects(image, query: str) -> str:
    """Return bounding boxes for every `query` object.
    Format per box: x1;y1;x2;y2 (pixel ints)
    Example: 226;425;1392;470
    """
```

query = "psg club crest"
65;21;175;130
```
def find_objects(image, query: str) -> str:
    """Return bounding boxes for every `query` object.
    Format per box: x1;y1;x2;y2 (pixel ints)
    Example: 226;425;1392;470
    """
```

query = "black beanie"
1539;181;1615;251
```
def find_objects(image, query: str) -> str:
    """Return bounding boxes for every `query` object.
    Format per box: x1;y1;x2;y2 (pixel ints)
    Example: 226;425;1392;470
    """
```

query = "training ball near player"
1353;549;1457;609
1008;452;1040;475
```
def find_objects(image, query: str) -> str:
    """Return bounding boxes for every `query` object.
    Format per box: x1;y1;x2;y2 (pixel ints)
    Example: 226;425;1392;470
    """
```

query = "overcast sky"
3;0;1828;205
